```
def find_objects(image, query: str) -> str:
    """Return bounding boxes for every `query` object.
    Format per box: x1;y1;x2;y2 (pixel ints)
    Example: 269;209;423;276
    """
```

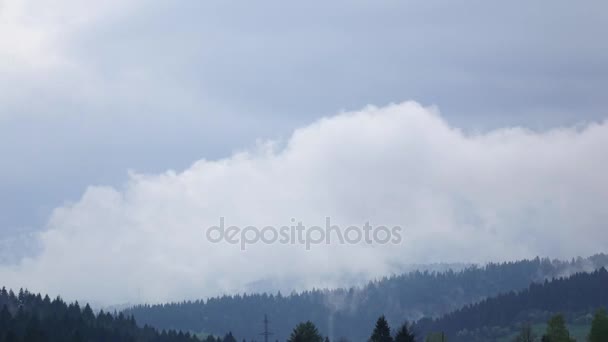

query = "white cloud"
1;101;606;305
2;0;608;245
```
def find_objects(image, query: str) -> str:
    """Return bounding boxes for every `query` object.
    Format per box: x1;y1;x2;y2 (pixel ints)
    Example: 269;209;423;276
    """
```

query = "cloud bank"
1;102;607;305
3;0;608;239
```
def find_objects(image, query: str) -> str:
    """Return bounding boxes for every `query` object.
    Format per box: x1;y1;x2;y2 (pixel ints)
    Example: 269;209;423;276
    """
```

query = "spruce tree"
288;321;324;342
370;315;393;342
394;321;415;342
223;332;238;342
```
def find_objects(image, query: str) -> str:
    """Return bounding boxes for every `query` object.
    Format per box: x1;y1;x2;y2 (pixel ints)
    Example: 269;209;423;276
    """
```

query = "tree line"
0;287;199;342
1;276;607;341
511;309;608;342
171;267;608;342
125;254;608;341
249;311;608;342
413;268;608;341
2;255;607;341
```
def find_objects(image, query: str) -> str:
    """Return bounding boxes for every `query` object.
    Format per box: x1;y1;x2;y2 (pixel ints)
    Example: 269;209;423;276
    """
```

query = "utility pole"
259;314;273;342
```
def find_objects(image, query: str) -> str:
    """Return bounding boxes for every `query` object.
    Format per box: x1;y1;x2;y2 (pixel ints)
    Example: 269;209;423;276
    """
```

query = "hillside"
413;268;608;341
0;287;199;342
125;254;608;341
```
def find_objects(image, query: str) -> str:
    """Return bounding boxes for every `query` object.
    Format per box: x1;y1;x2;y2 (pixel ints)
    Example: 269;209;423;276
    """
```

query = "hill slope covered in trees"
125;254;608;341
413;267;608;341
0;287;199;342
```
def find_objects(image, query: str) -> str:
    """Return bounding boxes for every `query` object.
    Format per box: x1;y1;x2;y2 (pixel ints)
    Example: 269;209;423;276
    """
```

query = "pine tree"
223;331;238;342
288;321;324;342
589;308;608;342
394;321;415;342
370;315;393;342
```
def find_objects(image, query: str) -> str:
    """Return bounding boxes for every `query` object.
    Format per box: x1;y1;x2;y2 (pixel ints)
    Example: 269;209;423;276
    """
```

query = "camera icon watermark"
205;217;402;250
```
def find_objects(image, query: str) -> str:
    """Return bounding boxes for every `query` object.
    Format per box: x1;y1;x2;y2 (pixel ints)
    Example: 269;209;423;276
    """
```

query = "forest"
124;255;608;340
0;288;198;342
1;255;607;341
414;268;608;341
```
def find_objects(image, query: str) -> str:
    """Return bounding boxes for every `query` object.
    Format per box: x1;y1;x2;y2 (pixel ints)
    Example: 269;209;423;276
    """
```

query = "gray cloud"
0;1;607;300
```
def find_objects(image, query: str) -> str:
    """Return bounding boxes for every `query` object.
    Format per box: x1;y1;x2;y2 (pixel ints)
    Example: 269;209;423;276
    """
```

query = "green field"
497;323;591;342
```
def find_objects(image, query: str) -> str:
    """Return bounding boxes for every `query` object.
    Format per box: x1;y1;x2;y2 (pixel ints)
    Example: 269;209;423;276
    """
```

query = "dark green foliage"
125;255;608;341
542;314;574;342
0;287;200;342
414;268;608;341
424;332;446;342
394;321;415;342
369;316;393;342
287;321;323;342
588;308;608;342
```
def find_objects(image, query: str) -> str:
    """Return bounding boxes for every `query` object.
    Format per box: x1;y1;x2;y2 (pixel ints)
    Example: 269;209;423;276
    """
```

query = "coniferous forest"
1;255;608;341
0;288;199;342
123;255;608;341
414;267;608;341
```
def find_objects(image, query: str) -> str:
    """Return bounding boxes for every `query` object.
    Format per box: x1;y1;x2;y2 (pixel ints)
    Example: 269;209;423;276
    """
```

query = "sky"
0;0;607;304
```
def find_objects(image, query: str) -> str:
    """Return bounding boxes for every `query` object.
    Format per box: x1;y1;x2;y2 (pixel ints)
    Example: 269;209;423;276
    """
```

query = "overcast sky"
1;0;607;304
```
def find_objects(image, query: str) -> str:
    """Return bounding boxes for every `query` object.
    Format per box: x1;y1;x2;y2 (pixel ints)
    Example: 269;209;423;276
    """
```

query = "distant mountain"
241;262;472;295
413;267;608;341
0;287;199;342
125;254;608;341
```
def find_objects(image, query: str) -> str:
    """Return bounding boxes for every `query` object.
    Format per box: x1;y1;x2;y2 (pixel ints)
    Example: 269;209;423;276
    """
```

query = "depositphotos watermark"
205;217;402;250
